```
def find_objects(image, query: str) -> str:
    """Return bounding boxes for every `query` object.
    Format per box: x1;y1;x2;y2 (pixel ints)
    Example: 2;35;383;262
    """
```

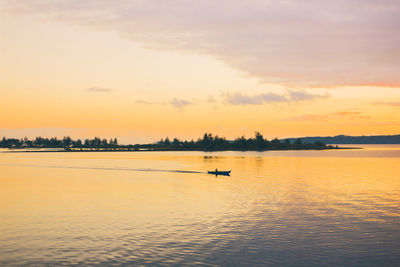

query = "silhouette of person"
215;168;218;173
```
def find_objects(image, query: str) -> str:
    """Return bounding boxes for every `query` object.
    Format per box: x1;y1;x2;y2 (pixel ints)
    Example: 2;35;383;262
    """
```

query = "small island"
1;132;341;152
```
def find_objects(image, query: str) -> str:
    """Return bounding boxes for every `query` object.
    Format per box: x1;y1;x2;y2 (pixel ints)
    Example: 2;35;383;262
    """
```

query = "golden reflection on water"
0;147;400;265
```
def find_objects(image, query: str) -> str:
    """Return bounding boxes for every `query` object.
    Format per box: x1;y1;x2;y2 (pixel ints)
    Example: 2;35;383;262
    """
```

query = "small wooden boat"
207;170;231;176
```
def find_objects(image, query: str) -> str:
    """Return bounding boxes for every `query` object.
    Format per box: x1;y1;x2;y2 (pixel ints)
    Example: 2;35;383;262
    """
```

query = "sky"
1;0;400;143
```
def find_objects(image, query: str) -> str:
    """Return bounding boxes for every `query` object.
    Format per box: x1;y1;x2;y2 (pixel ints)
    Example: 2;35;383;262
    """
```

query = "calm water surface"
1;145;399;266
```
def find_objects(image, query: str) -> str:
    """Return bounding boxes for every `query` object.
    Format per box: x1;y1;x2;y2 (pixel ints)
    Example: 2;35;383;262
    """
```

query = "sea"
0;145;399;266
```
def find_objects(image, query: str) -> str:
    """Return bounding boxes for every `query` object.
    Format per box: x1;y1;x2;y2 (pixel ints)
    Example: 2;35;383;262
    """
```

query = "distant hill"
284;134;400;144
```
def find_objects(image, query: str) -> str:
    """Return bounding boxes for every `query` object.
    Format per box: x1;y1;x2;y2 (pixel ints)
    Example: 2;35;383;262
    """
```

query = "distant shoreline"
2;133;372;152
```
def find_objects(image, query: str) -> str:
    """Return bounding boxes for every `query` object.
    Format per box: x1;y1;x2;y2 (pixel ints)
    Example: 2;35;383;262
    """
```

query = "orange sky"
1;1;399;143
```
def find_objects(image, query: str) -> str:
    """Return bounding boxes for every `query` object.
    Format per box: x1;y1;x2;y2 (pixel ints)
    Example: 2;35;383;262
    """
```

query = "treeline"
146;132;335;151
285;134;400;144
1;132;337;151
0;136;122;150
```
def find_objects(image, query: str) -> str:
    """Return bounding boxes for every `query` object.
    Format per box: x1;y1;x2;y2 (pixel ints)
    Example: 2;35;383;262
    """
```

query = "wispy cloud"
284;111;370;122
3;0;400;87
135;98;194;110
135;90;327;107
226;92;286;105
84;87;113;93
371;101;400;107
225;90;329;105
288;91;330;101
169;98;193;109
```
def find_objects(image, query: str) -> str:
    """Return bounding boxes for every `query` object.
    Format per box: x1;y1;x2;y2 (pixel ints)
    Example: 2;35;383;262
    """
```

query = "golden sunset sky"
1;1;399;143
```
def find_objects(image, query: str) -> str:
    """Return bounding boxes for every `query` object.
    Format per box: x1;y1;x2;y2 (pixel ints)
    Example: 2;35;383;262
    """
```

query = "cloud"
284;111;370;122
288;91;330;101
169;98;193;109
225;90;329;105
371;101;400;106
135;98;194;109
84;87;113;93
136;90;327;107
135;100;153;104
2;0;400;87
226;92;287;105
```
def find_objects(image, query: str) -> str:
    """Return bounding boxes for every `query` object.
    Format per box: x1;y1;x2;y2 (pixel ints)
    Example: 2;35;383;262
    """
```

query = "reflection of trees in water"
202;154;266;175
203;155;215;162
254;156;264;172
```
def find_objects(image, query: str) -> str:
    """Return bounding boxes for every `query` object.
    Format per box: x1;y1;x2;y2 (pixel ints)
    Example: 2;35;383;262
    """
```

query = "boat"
207;170;231;176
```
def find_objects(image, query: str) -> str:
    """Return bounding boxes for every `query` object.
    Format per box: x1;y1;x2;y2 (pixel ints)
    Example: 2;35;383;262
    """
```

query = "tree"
62;136;72;148
74;139;82;147
101;139;108;147
284;139;291;145
314;141;325;148
92;137;101;147
294;138;303;145
201;132;214;149
164;137;171;146
34;136;44;146
172;138;180;146
255;131;265;150
1;137;6;147
234;135;248;150
294;138;303;149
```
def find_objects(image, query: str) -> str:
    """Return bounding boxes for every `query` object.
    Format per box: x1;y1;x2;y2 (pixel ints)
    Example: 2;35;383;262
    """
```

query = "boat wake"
0;164;205;174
